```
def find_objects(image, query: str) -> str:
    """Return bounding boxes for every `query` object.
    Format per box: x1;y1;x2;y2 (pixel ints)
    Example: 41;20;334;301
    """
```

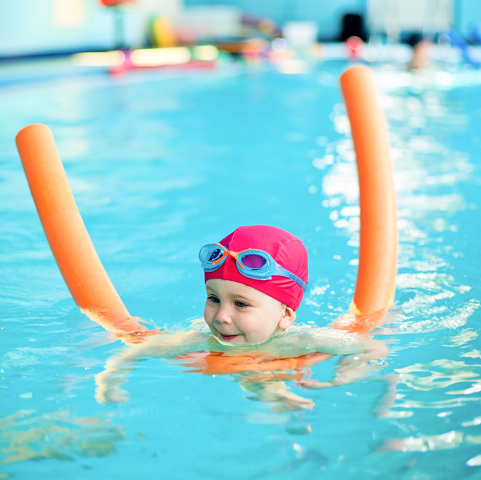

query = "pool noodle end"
16;124;145;334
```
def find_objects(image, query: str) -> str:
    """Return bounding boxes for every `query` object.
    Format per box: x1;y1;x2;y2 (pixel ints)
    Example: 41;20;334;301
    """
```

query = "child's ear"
278;305;296;330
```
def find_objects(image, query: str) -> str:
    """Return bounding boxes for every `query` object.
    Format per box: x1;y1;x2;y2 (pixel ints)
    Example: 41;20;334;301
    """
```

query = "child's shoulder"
273;324;366;356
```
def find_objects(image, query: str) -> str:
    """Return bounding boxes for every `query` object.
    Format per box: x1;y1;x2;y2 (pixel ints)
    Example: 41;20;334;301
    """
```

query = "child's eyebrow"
205;288;253;302
230;294;252;302
206;289;221;297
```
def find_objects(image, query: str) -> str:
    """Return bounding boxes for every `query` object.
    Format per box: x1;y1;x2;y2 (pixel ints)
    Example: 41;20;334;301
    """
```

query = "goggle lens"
200;245;224;262
241;254;266;269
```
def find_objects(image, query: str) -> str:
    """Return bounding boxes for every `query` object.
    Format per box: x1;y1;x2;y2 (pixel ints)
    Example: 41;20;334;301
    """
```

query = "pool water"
1;61;481;479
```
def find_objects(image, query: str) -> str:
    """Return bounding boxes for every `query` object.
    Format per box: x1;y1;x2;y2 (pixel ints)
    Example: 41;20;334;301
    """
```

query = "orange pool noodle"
16;124;144;333
340;66;397;317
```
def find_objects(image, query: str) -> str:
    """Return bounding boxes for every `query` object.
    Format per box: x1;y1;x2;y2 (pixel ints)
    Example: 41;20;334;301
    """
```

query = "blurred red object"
346;36;363;60
99;0;135;6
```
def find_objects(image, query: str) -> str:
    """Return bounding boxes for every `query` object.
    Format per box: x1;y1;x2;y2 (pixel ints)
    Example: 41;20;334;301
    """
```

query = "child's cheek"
203;302;214;325
237;315;266;343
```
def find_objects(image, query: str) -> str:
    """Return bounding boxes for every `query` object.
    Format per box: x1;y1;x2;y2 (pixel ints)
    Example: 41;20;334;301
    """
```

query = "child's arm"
295;336;388;389
95;347;140;404
239;379;314;412
95;328;208;403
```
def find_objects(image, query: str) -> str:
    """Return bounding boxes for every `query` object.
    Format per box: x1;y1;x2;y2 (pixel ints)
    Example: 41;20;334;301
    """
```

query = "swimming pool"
1;60;480;479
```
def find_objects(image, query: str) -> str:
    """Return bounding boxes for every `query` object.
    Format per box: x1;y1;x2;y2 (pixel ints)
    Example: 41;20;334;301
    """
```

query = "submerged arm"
239;378;314;412
296;336;388;389
95;329;208;403
95;347;142;404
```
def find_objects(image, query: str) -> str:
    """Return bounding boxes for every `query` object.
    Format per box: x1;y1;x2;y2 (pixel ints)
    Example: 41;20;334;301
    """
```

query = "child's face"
204;279;296;344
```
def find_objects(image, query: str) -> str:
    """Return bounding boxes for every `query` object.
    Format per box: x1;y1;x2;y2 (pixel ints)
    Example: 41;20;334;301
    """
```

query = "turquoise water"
1;62;481;478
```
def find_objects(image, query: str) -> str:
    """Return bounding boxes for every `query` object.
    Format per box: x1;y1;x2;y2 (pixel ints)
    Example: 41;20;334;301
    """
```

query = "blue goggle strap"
274;264;308;291
241;251;308;292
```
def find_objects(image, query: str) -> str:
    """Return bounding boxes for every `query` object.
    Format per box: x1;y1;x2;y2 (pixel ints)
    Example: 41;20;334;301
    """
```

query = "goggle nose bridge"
211;244;250;270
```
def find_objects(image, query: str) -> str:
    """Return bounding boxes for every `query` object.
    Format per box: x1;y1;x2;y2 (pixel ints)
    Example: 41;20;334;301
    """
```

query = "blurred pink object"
346;36;363;60
99;0;135;6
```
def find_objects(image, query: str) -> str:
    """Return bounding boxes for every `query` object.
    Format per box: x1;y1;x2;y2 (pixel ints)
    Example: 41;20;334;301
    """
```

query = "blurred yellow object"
73;51;126;66
72;46;218;71
257;19;276;35
53;0;86;28
277;59;309;74
130;47;191;67
192;46;219;61
151;16;176;48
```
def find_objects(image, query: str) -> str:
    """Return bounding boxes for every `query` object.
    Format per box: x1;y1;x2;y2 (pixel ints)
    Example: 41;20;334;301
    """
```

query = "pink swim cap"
204;225;308;310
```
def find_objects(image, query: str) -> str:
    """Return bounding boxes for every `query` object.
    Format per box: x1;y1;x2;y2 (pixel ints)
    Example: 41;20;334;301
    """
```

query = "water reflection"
0;410;124;466
396;358;481;391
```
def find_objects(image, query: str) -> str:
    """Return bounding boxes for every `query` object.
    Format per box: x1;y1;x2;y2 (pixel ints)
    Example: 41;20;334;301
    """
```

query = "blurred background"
0;0;480;63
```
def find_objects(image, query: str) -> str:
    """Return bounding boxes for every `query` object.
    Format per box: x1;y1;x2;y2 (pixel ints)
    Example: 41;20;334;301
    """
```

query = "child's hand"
295;378;334;389
273;391;315;412
330;309;387;334
112;327;164;344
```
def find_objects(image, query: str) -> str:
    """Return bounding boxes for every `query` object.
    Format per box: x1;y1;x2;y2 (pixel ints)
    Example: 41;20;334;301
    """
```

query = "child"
95;224;391;411
200;224;307;345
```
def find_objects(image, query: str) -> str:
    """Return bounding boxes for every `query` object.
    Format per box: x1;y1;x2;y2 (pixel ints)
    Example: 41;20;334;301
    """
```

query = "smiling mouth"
220;334;240;341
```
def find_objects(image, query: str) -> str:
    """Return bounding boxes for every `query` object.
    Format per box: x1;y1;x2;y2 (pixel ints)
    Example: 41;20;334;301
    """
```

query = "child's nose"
214;306;232;324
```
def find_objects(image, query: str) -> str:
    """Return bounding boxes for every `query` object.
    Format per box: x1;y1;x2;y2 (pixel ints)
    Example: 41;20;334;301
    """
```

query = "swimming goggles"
199;243;308;291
